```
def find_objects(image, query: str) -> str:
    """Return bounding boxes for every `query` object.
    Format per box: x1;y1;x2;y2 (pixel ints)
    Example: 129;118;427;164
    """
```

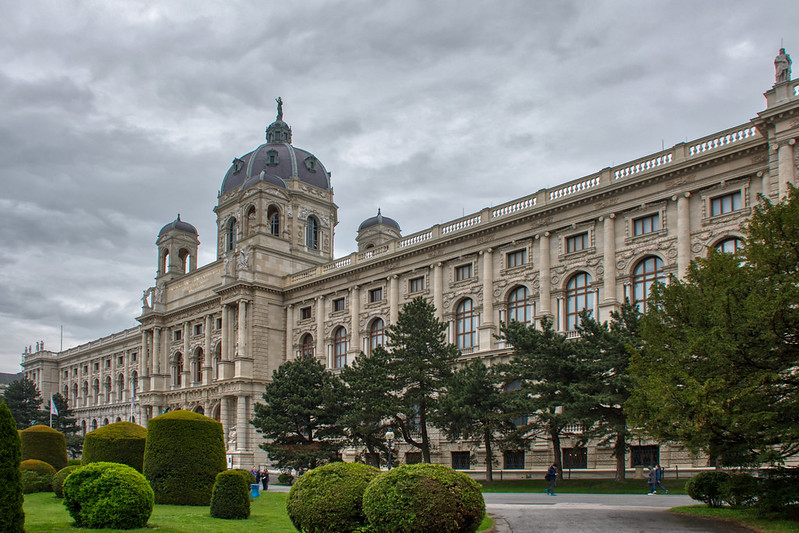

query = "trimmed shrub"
53;465;81;498
143;410;225;505
722;472;759;508
67;458;82;466
686;471;730;508
0;403;24;533
20;458;57;476
757;466;799;513
231;468;256;485
20;425;67;471
210;470;250;519
21;458;56;493
287;462;379;533
363;463;485;533
63;461;154;529
83;421;147;472
278;472;294;485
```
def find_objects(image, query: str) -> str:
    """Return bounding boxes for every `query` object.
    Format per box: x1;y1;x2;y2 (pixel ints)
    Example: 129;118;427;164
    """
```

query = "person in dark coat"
545;463;558;496
647;467;657;494
260;468;269;491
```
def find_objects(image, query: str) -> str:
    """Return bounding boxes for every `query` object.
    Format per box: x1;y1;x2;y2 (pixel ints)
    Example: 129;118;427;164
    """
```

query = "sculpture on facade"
227;425;237;448
775;48;792;83
237;247;250;272
276;97;283;121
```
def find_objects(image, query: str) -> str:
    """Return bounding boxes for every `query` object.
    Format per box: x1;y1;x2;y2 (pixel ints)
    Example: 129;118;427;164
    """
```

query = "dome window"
304;156;317;172
266;149;279;167
232;158;245;174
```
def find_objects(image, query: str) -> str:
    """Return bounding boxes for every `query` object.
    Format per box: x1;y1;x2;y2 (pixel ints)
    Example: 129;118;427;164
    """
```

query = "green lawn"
22;491;493;532
671;505;799;533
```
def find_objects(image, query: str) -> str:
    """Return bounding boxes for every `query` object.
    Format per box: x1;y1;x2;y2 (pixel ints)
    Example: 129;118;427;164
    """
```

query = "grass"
22;491;494;532
671;505;799;533
480;477;685;494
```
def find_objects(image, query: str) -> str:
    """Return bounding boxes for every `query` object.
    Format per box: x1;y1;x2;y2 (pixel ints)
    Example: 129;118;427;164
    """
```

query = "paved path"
484;493;754;532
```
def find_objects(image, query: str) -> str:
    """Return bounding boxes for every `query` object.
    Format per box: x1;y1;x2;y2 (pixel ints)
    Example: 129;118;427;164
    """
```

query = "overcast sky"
0;1;796;374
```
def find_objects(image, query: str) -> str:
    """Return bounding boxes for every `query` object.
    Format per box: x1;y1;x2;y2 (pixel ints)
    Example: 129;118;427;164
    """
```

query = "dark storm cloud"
0;0;796;372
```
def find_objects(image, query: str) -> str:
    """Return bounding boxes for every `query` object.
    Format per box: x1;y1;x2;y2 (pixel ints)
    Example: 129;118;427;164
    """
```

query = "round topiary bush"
63;461;154;529
0;403;24;533
20;458;56;492
142;410;225;505
231;468;256;485
83;421;147;472
20;425;67;471
287;462;379;533
686;471;731;508
210;470;250;519
278;472;294;485
53;465;81;498
723;472;760;508
362;463;485;533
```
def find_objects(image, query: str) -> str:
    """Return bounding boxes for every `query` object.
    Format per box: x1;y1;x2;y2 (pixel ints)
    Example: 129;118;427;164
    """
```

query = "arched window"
63;385;69;400
507;286;531;324
213;343;221;380
226;217;238;252
566;272;593;330
246;206;256;236
104;376;111;403
91;419;98;431
267;205;280;236
103;418;109;426
81;420;87;435
116;373;124;401
632;256;666;313
333;327;348;368
131;371;138;397
456;299;476;350
716;237;744;254
300;334;314;358
172;353;183;387
160;248;169;275
306;216;319;250
72;383;78;404
194;348;203;383
179;248;191;273
92;379;100;405
369;318;385;355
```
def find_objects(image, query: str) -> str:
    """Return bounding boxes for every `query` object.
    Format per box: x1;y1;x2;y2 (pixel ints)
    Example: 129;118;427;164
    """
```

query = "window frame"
369;287;383;303
632;256;666;313
408;276;425;293
369;318;385;355
632;212;660;236
506;249;527;268
455;263;473;281
333;327;348;368
332;297;346;312
710;191;742;216
507;286;531;324
565;232;589;253
455;298;476;350
565;272;593;331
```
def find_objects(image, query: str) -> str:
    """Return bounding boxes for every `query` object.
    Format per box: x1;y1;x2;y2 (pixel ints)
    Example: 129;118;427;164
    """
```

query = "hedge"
83;421;147;472
287;462;379;533
0;403;24;533
686;471;731;508
63;461;154;529
362;463;485;533
143;410;225;505
210;470;250;519
20;425;67;471
21;459;58;493
53;465;81;498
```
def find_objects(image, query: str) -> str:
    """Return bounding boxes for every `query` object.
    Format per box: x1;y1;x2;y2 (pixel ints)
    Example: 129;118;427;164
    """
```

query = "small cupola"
356;209;402;252
156;214;200;281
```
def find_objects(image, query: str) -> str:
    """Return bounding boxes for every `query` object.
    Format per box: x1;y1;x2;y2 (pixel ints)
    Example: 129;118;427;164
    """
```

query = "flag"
50;397;58;416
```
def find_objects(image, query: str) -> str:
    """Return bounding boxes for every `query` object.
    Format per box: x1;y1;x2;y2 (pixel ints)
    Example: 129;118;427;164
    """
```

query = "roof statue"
276;97;283;121
775;48;792;84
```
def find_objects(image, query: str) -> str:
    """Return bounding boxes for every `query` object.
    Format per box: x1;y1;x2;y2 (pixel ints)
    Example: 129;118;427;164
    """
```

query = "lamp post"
385;429;395;470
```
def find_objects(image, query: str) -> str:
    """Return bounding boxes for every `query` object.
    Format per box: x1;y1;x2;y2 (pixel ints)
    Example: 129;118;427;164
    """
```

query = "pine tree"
51;393;83;458
0;402;24;532
2;377;45;429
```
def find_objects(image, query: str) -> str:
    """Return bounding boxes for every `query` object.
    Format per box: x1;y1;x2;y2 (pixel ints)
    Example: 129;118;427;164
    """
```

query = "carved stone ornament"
237;247;250;272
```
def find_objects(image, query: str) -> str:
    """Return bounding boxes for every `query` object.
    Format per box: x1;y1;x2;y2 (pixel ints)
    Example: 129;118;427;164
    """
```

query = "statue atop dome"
276;97;284;121
775;48;792;84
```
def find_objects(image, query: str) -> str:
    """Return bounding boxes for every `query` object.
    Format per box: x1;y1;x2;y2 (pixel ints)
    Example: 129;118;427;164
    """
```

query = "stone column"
350;286;361;356
778;140;796;199
389;276;399;324
236;395;248;451
221;306;229;361
220;396;230;449
316;296;325;364
182;322;190;388
677;193;691;280
478;248;494;351
433;262;444;320
203;315;212;385
141;330;150;377
153;328;161;375
602;215;616;303
237;300;247;357
285;305;293;361
539;233;551;318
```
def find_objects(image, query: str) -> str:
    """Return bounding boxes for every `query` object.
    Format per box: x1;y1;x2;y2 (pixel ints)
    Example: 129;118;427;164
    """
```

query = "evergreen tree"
372;296;461;463
0;402;24;532
628;188;799;465
501;317;589;476
51;393;83;458
251;356;344;470
2;377;45;429
574;303;641;480
433;359;515;481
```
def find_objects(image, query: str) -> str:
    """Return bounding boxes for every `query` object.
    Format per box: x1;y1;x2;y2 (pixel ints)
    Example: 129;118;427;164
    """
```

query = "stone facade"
21;74;799;477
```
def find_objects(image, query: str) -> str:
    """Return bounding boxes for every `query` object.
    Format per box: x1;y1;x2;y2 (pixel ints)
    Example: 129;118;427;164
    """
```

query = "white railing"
398;230;433;248
614;153;673;180
492;196;536;218
442;214;481;235
548;175;601;200
688;126;758;156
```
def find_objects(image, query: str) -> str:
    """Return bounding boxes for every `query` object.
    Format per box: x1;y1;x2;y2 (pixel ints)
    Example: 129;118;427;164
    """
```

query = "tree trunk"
484;428;494;482
419;407;431;463
614;434;626;481
549;425;563;478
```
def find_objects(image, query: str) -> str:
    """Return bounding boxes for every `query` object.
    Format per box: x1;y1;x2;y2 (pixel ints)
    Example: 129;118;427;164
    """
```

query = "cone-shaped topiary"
53;465;81;498
362;463;485;533
143;410;225;505
0;402;24;532
63;461;154;529
20;424;67;471
287;461;379;533
210;470;250;519
83;421;147;472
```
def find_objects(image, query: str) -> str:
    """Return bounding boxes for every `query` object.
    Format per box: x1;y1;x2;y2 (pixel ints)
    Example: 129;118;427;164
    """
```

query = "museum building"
20;66;799;476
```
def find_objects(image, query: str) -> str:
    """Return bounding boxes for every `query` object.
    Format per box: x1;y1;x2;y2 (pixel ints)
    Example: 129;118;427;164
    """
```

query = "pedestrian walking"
545;463;558;496
654;464;668;494
646;467;657;494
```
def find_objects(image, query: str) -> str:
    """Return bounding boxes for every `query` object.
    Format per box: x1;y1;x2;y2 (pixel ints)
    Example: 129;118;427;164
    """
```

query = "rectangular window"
216;317;223;330
455;263;472;281
63;370;68;378
408;276;425;293
710;191;742;216
451;451;471;470
506;249;526;268
93;362;99;371
132;353;137;362
117;356;123;365
73;368;78;376
333;298;345;312
105;359;111;368
369;288;383;303
300;306;312;320
503;451;525;470
630;445;660;468
193;324;203;336
566;232;588;253
405;452;422;465
173;330;182;341
633;213;660;236
562;447;588;469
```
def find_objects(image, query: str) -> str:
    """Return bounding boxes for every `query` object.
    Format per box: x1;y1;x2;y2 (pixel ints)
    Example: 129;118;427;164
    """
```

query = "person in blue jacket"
545;463;558;496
